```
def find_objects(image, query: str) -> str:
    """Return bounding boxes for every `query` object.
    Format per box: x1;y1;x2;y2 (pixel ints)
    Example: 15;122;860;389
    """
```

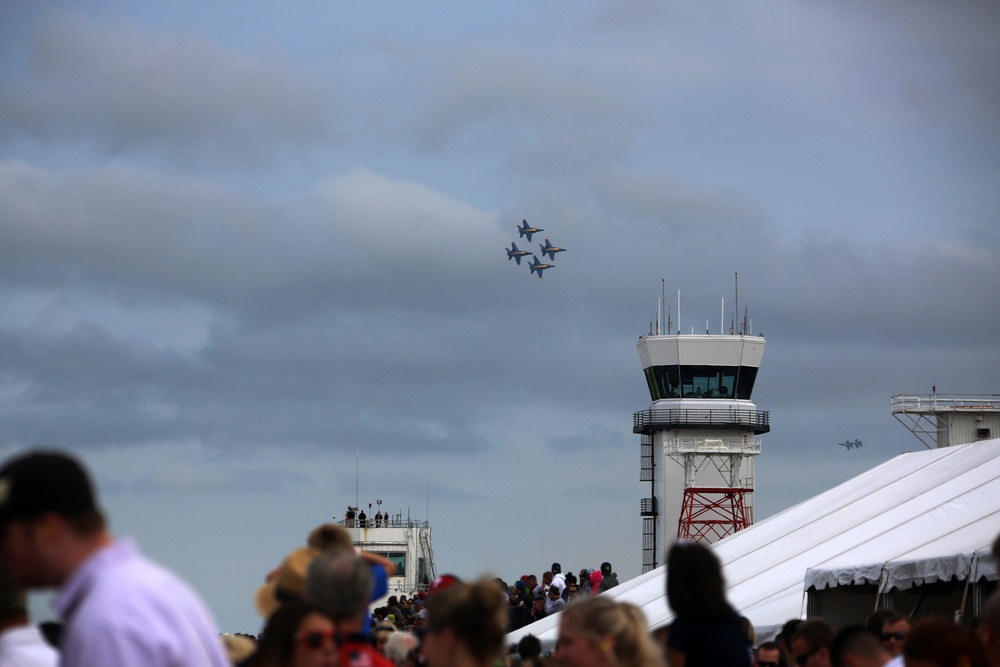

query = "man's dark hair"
864;609;895;636
778;618;802;648
880;613;909;631
756;641;783;667
831;625;884;667
793;619;835;651
780;618;803;649
0;451;106;536
518;634;542;660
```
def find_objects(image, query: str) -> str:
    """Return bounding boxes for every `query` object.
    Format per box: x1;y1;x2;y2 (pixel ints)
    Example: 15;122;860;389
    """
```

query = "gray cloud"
4;0;999;635
0;9;331;166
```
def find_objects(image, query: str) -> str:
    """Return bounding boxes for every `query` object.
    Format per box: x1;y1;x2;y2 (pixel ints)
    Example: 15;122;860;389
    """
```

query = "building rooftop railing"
891;394;1000;413
633;408;770;435
337;517;431;530
663;437;762;455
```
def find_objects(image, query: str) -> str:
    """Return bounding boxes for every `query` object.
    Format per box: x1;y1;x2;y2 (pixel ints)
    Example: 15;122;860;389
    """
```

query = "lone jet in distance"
506;242;532;265
528;254;554;279
837;439;863;450
538;238;567;261
517;219;544;242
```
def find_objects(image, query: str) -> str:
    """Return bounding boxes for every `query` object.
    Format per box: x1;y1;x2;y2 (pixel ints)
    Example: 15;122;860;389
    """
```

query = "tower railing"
892;393;1000;449
891;394;1000;412
663;437;761;455
633;408;770;434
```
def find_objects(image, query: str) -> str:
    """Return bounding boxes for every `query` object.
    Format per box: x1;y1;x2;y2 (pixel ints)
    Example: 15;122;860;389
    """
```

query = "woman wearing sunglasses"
248;600;338;667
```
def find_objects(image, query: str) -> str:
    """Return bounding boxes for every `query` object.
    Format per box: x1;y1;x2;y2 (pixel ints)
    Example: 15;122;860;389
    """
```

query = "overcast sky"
1;0;998;634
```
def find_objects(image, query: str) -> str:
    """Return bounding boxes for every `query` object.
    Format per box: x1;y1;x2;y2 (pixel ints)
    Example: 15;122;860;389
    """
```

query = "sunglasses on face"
881;631;907;641
297;630;336;649
794;647;820;666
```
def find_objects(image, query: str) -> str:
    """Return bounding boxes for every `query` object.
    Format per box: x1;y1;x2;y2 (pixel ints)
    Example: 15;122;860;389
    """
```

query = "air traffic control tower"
634;328;770;572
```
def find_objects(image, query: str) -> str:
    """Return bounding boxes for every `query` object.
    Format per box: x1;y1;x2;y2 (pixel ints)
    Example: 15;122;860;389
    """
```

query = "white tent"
506;439;1000;646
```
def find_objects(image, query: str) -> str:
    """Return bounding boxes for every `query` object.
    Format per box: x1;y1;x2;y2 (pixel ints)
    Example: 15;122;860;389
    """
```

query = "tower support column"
677;487;752;542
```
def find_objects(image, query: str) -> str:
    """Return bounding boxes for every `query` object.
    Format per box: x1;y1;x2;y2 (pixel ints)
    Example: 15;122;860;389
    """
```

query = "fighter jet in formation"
538;238;567;261
837;439;863;450
528;255;554;279
506;242;532;265
507;218;567;279
516;219;544;242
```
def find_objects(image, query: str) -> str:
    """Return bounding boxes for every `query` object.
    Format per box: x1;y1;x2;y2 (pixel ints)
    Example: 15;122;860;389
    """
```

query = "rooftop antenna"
677;289;681;336
720;298;725;336
660;279;666;335
734;272;739;336
355;447;360;511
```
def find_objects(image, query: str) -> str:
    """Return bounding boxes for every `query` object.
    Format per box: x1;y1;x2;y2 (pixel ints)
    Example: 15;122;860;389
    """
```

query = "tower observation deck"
891;391;1000;449
635;332;768;572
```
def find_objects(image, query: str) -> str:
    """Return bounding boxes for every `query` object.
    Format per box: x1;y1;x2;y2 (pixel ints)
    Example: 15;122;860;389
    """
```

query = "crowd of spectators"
0;448;998;667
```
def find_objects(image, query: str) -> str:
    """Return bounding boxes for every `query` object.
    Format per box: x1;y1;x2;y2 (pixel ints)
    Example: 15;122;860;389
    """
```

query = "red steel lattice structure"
677;487;753;542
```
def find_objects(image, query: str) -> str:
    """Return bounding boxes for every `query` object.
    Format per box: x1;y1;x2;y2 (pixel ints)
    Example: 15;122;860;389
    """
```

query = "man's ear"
32;513;66;546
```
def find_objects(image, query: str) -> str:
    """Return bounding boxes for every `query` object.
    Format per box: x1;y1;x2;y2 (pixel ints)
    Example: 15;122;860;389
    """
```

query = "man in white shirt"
0;567;58;667
0;450;229;667
549;562;566;595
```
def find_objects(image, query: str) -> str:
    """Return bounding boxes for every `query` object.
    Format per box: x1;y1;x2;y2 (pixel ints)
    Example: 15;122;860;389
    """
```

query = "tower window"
644;365;757;400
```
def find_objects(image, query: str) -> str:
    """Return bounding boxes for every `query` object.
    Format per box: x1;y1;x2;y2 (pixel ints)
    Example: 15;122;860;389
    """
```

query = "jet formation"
837;439;863;450
507;219;567;279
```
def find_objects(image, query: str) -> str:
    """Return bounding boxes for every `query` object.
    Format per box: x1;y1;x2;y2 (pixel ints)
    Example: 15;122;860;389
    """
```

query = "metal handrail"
339;518;430;529
663;437;761;455
891;394;1000;412
633;408;770;432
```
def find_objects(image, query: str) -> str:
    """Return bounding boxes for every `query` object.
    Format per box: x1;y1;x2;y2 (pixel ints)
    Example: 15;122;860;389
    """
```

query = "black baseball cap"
0;451;98;525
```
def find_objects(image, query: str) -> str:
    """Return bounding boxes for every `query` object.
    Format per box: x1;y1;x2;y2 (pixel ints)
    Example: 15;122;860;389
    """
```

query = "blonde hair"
385;631;421;666
560;596;663;667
